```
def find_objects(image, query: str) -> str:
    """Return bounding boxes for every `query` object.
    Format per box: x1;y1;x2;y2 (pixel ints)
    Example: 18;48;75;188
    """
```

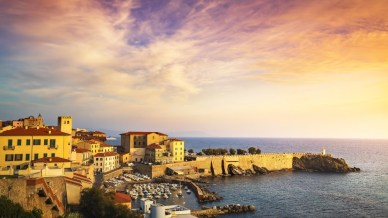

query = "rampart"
135;153;309;178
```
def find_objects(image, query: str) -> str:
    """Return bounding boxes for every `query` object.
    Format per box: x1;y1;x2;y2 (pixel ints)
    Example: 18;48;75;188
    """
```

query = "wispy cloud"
0;0;388;137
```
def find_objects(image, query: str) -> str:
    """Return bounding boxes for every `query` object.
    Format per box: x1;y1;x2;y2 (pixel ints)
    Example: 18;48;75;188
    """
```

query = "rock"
293;155;361;173
253;165;269;174
228;164;245;175
248;205;256;211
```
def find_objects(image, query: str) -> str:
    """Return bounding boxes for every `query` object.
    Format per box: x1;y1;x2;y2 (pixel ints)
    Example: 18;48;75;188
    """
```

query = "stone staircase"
26;178;65;216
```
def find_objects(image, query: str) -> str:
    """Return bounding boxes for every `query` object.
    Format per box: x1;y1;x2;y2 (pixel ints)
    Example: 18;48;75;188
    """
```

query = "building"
93;152;119;173
76;140;100;155
166;139;185;162
120;132;168;162
114;192;132;209
144;144;173;164
0;117;72;172
120;131;184;163
18;157;72;177
23;114;44;128
99;143;114;153
75;130;106;142
73;148;92;165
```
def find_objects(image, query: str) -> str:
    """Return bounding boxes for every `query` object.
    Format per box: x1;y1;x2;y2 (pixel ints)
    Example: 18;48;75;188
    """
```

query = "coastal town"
0;114;358;218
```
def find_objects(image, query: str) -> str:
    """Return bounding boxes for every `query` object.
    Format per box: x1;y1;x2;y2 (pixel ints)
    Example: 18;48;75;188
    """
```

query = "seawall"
135;153;307;178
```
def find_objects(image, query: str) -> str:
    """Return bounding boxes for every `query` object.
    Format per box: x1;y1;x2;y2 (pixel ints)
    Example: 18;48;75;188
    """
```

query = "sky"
0;0;387;138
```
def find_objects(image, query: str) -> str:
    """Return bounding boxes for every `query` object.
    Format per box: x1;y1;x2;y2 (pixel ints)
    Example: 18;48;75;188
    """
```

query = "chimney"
25;126;28;129
37;126;39;130
48;130;51;134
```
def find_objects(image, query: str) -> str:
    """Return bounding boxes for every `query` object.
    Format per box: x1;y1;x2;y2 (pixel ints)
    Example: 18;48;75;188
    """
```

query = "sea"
108;138;388;217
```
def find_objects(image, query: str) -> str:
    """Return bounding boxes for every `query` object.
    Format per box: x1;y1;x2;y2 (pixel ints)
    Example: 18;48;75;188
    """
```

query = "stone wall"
135;153;309;178
102;168;124;181
0;177;67;218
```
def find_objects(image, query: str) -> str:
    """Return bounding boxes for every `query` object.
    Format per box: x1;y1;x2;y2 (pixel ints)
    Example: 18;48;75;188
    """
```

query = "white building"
93;152;119;173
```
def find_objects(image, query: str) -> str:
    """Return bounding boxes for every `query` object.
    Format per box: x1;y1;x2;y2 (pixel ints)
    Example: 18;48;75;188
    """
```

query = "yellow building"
0;126;72;171
76;140;114;156
120;131;168;162
99;143;114;153
167;139;185;162
76;140;100;155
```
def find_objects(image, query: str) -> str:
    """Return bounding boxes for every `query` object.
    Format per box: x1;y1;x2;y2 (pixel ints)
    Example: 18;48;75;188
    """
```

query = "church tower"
58;116;72;135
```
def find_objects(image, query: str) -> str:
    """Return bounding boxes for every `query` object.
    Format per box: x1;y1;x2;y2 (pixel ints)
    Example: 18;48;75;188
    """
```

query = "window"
51;153;55;157
26;154;30;161
15;154;23;161
33;139;41;145
180;147;182;150
50;139;56;146
44;139;48;145
180;152;182;155
175;152;177;155
7;139;12;147
26;139;31;145
67;121;69;124
17;139;22;146
5;154;13;161
43;153;47;158
34;154;39;160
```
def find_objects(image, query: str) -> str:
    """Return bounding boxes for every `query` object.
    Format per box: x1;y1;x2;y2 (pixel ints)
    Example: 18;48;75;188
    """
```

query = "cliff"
293;154;360;173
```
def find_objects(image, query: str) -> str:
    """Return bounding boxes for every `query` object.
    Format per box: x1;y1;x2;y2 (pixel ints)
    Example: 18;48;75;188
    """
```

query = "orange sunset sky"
0;0;387;138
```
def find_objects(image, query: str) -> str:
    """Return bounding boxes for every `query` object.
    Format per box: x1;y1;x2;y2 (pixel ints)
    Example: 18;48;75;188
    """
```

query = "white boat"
155;195;161;199
177;190;183;197
186;189;191;194
106;136;117;140
131;193;138;199
162;194;168;199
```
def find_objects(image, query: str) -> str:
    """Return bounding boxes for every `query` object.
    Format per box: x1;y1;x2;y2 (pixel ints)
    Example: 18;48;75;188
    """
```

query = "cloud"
0;0;388;137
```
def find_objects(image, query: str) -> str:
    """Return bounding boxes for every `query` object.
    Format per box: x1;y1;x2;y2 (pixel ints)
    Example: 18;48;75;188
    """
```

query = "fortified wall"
136;153;308;178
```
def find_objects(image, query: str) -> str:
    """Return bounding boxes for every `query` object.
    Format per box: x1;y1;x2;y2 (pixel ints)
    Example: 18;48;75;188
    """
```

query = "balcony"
3;145;15;150
47;145;58;150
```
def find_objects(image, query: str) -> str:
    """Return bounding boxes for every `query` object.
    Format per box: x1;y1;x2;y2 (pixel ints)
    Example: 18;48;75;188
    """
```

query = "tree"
79;187;142;218
229;148;236;155
188;149;194;154
248;147;257;154
256;148;262;154
237;148;247;155
0;195;42;218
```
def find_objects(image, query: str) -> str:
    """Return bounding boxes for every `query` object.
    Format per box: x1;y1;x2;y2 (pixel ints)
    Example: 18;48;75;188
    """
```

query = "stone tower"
37;113;43;127
58;116;72;135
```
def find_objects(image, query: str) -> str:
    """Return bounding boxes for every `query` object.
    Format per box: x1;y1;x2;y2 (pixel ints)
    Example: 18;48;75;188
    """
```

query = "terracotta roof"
32;157;71;163
146;143;162;150
169;138;184;142
120;131;168;136
75;148;90;153
93;131;105;134
0;127;70;136
65;177;82;187
94;152;118;157
100;143;112;148
73;173;92;184
114;192;131;204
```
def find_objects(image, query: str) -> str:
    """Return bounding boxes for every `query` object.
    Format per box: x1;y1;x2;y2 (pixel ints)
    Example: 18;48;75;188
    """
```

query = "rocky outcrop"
193;204;256;218
293;155;360;173
253;165;269;174
228;164;245;175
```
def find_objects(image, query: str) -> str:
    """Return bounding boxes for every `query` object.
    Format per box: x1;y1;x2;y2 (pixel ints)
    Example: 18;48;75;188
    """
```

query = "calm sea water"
122;138;388;217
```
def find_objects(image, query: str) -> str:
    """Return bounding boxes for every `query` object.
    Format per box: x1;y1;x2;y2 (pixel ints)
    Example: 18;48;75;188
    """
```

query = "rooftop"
0;127;69;136
94;152;118;157
115;192;131;204
32;157;71;163
120;131;168;136
75;148;90;153
146;143;162;150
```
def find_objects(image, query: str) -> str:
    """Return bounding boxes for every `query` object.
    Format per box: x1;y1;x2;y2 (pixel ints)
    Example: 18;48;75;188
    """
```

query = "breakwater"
135;153;307;178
